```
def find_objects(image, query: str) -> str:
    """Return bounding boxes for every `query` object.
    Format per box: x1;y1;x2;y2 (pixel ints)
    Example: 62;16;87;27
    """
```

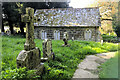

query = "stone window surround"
41;30;47;39
54;30;60;40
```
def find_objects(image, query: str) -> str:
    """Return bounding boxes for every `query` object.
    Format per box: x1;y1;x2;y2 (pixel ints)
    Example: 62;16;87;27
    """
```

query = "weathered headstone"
62;32;70;47
16;7;43;75
42;39;55;61
72;37;74;41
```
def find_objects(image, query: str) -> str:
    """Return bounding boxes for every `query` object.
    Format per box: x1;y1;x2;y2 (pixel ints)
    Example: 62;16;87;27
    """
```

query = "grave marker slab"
42;39;55;60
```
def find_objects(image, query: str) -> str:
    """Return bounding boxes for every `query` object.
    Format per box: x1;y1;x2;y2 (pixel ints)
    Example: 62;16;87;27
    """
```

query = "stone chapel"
34;7;101;42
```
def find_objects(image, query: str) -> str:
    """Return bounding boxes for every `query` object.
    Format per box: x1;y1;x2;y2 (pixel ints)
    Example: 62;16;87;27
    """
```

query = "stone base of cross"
16;47;44;70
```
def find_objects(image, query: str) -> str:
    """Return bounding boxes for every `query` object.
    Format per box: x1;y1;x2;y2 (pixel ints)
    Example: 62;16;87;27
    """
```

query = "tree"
94;0;119;35
114;2;120;37
2;2;70;35
2;2;20;34
23;2;70;10
2;20;4;32
16;2;26;35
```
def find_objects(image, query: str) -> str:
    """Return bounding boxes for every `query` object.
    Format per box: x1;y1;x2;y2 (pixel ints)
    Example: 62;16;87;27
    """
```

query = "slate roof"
34;7;101;27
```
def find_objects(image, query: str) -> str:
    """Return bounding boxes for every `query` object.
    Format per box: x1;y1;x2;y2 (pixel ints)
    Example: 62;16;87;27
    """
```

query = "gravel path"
72;52;116;79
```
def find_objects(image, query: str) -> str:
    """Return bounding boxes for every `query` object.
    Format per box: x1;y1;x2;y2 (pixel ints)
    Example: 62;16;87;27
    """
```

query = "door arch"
84;29;92;40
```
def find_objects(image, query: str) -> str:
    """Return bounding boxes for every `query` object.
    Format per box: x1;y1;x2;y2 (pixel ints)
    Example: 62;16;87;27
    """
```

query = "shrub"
92;48;107;53
102;34;118;43
102;43;118;51
1;67;40;79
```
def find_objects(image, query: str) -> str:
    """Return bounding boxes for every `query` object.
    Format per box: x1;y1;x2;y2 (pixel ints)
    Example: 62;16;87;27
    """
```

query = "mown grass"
99;52;118;79
1;35;118;79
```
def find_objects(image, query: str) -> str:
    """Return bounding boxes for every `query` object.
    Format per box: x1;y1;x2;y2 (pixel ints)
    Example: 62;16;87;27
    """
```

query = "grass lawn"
1;35;118;79
99;52;118;79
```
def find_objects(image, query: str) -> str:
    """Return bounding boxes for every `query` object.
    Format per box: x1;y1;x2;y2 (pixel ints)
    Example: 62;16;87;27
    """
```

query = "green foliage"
112;13;120;37
101;43;118;51
102;34;118;43
2;2;70;34
2;35;25;71
1;67;40;79
114;25;120;37
2;35;118;79
99;52;118;78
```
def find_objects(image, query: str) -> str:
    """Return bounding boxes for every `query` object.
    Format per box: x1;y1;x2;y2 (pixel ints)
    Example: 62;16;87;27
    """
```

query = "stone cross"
17;8;44;74
21;7;37;51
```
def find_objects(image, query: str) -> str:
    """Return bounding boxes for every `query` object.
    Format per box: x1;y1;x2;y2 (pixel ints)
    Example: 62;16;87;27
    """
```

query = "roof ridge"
36;7;99;10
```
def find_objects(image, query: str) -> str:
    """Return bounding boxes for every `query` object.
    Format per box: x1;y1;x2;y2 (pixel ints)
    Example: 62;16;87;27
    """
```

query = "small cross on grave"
16;7;43;75
62;32;70;47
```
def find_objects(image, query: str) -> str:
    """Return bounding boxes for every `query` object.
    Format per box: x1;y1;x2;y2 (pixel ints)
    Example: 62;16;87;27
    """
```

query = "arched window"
54;30;60;40
84;29;92;40
41;30;47;39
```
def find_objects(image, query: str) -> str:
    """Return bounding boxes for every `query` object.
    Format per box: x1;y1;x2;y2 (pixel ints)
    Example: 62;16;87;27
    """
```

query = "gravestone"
42;39;55;61
16;7;43;75
62;32;70;47
72;37;74;41
84;29;92;41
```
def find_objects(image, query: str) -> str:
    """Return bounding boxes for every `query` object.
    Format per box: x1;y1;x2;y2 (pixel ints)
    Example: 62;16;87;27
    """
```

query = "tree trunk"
8;20;13;34
118;37;120;42
2;20;4;32
20;22;25;35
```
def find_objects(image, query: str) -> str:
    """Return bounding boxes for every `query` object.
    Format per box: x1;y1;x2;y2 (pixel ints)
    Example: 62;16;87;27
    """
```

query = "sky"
69;0;96;8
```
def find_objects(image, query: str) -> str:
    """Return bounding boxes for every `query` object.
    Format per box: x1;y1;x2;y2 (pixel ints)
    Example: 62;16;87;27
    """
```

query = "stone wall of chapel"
34;26;100;41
